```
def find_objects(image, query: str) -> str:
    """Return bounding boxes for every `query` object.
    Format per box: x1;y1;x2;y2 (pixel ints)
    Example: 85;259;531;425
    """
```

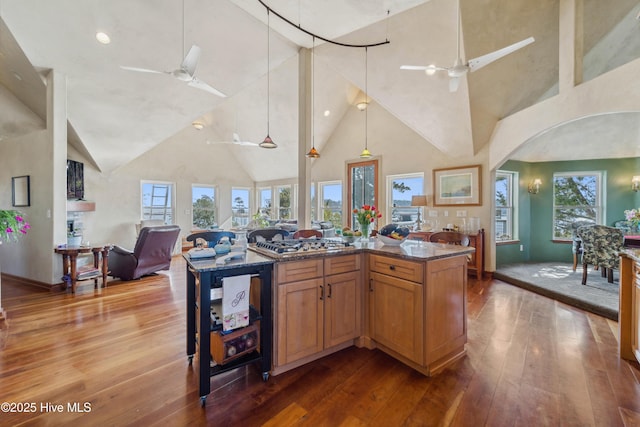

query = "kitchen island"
185;238;474;404
255;239;474;377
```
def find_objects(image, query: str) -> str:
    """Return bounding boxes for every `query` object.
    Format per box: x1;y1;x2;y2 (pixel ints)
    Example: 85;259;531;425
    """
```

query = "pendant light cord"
267;10;270;135
365;47;368;151
258;0;389;48
311;36;315;149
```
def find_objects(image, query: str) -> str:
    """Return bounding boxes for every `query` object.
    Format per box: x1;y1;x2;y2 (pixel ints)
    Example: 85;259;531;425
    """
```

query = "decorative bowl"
378;235;406;246
342;235;356;244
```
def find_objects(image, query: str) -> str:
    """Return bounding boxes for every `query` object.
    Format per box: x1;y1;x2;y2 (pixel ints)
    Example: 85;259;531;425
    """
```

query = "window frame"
386;172;425;227
552;171;605;240
275;185;292;220
191;184;217;230
140;180;175;224
231;187;252;228
257;187;273;219
495;170;518;242
318;180;343;228
347;159;379;229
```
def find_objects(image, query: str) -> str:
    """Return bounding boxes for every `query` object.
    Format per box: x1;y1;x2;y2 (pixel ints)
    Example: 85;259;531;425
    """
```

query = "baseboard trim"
0;272;60;292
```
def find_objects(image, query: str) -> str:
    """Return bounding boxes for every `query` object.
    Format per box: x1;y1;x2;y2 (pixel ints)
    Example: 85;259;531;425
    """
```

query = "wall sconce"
632;176;640;192
528;178;542;194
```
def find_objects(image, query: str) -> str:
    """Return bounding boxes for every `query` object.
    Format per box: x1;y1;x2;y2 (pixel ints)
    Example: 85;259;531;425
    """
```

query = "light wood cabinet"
632;260;640;362
369;271;423;364
367;252;467;375
274;255;361;373
619;253;640;363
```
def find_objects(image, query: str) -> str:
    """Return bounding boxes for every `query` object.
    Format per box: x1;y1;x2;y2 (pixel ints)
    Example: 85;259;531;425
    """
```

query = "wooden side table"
54;244;112;293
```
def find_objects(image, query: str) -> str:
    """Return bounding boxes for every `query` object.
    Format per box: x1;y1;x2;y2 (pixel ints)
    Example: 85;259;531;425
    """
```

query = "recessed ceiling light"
192;121;204;130
12;72;22;81
324;110;330;117
95;32;111;44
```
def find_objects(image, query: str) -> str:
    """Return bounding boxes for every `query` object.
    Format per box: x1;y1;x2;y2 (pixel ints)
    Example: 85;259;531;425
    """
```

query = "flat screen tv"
67;159;84;200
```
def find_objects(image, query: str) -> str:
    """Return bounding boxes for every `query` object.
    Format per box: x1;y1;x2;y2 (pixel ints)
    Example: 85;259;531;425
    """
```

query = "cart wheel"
188;355;194;366
262;372;269;382
200;396;207;407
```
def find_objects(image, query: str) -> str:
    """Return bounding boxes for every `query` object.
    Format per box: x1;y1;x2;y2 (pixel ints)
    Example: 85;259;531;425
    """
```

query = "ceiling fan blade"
400;65;429;71
467;36;535;72
449;76;461;92
120;65;168;74
188;78;227;97
181;44;201;76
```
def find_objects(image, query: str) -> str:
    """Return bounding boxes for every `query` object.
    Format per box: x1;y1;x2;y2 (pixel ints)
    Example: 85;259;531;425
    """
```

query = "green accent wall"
496;157;640;267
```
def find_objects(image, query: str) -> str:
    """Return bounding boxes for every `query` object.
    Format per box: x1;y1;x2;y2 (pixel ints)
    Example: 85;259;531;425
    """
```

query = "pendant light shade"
359;148;372;158
260;135;277;149
360;47;371;158
306;146;320;158
306;37;320;159
261;10;277;149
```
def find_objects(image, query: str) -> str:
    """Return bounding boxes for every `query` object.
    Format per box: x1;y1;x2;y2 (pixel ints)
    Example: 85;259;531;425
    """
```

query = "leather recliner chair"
109;225;180;281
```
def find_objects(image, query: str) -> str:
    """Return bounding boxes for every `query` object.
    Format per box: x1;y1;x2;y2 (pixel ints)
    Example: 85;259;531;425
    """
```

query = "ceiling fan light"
306;146;320;158
359;148;372;158
260;135;277;149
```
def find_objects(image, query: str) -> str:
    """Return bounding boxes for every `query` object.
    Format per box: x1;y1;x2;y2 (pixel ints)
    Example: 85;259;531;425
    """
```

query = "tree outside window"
192;185;216;229
553;172;603;239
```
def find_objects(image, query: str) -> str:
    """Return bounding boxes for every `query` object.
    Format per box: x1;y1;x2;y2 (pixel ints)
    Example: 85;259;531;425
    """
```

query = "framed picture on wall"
433;165;482;206
12;175;30;207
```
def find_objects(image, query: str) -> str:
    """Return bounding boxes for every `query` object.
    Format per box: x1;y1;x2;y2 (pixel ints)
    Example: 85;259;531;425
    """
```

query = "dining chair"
247;229;289;243
576;224;624;285
428;231;470;246
186;231;236;248
292;229;322;239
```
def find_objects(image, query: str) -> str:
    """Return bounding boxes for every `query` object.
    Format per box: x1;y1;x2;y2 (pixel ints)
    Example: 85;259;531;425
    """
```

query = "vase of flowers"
0;210;30;244
353;205;382;241
624;208;640;231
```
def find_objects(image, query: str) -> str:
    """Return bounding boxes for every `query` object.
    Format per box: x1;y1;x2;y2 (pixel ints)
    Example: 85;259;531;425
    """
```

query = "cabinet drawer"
277;259;323;283
325;254;360;275
369;254;423;283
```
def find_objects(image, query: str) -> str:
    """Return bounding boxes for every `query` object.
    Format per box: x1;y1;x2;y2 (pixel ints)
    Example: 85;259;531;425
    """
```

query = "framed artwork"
433;165;482;206
12;175;31;207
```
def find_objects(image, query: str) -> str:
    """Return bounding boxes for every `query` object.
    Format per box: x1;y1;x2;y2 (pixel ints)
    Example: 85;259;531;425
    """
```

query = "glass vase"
359;222;371;242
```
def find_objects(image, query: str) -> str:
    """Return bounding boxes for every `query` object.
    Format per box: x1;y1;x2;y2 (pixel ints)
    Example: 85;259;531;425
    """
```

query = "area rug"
494;262;618;320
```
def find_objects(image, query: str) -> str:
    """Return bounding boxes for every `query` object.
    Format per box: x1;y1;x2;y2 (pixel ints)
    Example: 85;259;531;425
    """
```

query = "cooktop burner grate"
255;238;348;254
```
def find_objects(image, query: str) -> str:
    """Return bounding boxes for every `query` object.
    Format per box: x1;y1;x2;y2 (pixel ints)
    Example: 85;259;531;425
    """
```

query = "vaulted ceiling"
0;0;638;181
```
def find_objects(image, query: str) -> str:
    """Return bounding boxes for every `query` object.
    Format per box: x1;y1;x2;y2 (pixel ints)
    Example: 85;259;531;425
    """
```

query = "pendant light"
260;10;277;149
360;47;371;158
306;37;320;158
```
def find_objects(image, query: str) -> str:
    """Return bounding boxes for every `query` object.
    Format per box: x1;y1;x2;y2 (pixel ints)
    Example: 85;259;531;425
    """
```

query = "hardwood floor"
1;256;639;426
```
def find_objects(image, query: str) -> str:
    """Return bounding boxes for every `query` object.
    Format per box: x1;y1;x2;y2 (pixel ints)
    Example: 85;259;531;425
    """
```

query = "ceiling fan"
400;0;535;92
120;44;226;98
208;133;259;147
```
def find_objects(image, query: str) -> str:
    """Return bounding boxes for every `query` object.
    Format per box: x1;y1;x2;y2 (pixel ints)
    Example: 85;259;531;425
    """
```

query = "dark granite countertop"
183;249;274;273
246;238;474;263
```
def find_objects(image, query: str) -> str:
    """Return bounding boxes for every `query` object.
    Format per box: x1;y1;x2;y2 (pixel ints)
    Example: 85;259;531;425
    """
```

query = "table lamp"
411;195;429;231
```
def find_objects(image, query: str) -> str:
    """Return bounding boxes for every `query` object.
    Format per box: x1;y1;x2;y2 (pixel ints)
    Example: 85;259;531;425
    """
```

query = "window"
348;159;378;228
495;171;518;242
232;187;251;227
553;171;604;239
258;187;272;219
276;185;292;220
310;183;316;221
141;181;174;223
319;181;343;228
387;173;424;227
192;185;217;230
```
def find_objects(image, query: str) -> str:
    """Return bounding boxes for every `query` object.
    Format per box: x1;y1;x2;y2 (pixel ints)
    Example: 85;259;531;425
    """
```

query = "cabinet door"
325;271;361;348
633;279;640;362
277;278;324;365
369;271;423;364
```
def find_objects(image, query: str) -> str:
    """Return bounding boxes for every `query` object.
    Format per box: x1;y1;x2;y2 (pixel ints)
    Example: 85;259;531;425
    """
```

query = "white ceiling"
0;0;639;180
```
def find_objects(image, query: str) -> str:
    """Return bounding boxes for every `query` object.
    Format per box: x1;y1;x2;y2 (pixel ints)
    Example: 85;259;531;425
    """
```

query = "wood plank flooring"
1;256;639;426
